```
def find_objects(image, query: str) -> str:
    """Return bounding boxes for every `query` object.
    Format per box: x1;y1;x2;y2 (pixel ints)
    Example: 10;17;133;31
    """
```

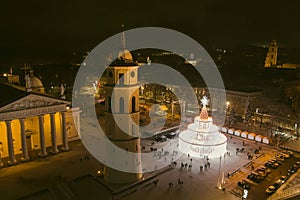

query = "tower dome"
109;24;138;67
118;49;133;61
25;70;45;93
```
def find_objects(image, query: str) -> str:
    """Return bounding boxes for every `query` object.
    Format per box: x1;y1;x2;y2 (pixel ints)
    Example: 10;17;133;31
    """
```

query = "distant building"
194;87;262;119
264;40;300;69
264;40;278;67
0;74;20;85
278;63;300;69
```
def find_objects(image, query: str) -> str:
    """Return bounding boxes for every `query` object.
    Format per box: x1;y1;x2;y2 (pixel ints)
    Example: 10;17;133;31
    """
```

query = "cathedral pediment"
0;94;70;113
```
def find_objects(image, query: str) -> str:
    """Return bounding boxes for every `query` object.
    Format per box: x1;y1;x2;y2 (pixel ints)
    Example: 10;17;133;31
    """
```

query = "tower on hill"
264;40;278;67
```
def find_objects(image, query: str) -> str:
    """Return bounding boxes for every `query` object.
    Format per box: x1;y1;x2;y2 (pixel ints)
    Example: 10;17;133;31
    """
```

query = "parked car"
247;173;263;183
166;132;176;139
247;174;259;183
265;162;271;167
265;161;276;168
293;164;299;169
288;167;296;174
257;166;271;174
156;135;167;142
273;179;284;189
282;150;294;156
280;176;287;183
277;160;284;165
265;186;276;195
237;180;251;190
275;156;285;162
279;153;290;158
269;162;279;169
256;171;267;178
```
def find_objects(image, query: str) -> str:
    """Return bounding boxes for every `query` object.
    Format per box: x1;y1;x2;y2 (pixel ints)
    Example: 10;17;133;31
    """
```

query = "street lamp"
226;101;230;109
217;153;226;190
217;155;222;189
225;101;230;125
140;84;144;95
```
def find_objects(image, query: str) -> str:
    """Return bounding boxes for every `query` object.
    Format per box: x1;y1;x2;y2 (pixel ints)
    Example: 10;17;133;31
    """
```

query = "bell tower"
102;28;142;184
264;40;278;68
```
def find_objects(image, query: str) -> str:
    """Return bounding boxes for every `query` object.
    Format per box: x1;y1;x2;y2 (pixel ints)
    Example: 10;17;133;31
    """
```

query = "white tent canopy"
221;127;228;133
241;131;248;138
262;137;270;144
248;133;256;140
234;130;241;136
255;135;263;142
228;128;235;134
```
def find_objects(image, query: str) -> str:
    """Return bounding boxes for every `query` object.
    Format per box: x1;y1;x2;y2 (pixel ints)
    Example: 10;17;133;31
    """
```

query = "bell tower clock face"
130;71;135;78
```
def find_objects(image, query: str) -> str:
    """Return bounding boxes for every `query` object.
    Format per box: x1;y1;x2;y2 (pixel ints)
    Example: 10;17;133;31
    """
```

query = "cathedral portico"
0;82;81;166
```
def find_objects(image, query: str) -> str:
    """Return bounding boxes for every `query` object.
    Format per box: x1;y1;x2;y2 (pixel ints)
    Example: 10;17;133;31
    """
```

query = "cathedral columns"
50;113;59;153
5;120;16;164
61;112;69;151
19;118;29;161
38;115;47;157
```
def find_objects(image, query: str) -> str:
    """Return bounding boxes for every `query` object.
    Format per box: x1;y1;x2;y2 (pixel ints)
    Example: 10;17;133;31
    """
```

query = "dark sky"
1;0;300;64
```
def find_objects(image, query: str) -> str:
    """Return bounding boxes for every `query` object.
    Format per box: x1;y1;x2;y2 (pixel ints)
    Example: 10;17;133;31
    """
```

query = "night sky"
1;0;300;64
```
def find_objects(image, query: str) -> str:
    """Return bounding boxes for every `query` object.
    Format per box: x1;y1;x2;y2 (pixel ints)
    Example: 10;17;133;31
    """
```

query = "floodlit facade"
102;32;142;183
264;40;278;67
0;82;80;166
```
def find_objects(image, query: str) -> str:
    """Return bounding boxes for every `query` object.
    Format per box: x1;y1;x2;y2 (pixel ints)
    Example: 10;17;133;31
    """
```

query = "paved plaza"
1;130;291;200
1;115;300;199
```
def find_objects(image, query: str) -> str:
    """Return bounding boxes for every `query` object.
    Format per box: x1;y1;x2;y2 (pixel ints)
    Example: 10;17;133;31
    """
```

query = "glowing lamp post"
226;101;230;109
217;153;226;190
225;101;230;124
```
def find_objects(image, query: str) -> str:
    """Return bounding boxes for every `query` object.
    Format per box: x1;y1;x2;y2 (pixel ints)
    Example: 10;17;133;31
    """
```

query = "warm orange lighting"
226;101;230;106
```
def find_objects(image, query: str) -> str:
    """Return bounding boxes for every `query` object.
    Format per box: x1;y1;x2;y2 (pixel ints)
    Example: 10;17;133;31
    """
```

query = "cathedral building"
0;74;80;166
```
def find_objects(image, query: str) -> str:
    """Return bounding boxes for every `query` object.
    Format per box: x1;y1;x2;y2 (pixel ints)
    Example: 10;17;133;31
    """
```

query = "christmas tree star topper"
200;96;209;107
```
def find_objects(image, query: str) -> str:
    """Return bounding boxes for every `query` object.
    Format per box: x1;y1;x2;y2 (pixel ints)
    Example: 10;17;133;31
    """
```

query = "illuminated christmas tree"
200;96;209;120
